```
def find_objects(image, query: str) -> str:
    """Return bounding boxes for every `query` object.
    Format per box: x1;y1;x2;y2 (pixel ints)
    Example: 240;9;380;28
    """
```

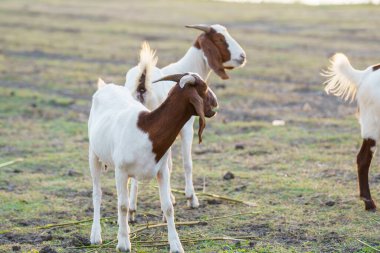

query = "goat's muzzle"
205;88;218;118
205;110;216;118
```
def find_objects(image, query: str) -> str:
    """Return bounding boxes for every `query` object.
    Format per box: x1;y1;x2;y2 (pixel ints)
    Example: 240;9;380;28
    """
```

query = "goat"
125;24;246;219
88;72;218;252
323;53;380;211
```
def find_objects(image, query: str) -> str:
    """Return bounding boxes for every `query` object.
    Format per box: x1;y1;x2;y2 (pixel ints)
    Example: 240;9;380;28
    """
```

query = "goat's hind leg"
89;149;103;244
115;167;131;252
180;117;199;208
168;148;176;205
128;178;138;222
357;138;377;211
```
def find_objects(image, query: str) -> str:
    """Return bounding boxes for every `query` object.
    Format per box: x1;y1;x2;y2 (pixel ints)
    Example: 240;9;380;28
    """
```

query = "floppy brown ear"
199;35;229;80
189;93;206;144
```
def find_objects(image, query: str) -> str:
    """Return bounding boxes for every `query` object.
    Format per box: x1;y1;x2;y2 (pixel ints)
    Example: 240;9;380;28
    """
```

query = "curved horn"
152;73;188;84
185;24;211;33
179;74;195;88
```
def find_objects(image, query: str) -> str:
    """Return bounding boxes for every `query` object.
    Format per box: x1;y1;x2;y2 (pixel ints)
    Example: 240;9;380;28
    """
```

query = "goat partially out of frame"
88;73;218;252
324;53;380;211
125;24;246;219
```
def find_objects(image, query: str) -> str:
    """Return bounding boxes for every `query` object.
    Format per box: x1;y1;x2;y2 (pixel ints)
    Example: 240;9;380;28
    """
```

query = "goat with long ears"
125;24;245;218
88;73;218;252
152;73;217;144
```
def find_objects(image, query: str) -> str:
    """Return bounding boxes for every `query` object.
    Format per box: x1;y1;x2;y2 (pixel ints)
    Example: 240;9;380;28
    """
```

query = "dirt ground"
0;0;379;252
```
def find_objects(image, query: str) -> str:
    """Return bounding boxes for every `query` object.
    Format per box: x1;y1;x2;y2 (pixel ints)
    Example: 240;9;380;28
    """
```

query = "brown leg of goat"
356;138;377;211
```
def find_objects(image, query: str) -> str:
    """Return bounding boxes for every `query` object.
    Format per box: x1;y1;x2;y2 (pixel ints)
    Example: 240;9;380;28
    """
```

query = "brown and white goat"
88;73;218;252
125;24;246;219
324;53;380;211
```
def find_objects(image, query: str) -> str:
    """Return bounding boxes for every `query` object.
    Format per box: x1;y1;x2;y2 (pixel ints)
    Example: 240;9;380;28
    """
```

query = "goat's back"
353;68;380;140
88;84;155;171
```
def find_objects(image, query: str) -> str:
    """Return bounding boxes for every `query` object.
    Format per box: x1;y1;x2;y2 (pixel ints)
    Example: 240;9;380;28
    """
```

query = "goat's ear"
190;92;206;144
97;78;106;89
199;36;229;80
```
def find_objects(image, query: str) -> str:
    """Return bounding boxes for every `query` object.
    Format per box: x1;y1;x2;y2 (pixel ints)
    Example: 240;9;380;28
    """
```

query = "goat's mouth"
224;59;246;69
233;58;246;67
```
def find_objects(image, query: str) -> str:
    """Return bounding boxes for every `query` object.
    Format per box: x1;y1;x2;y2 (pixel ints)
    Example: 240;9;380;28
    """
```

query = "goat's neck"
138;90;193;162
161;47;211;81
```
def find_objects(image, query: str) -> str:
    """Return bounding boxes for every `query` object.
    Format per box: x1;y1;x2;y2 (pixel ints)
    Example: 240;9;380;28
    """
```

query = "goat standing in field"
88;72;218;252
125;24;246;219
324;53;380;211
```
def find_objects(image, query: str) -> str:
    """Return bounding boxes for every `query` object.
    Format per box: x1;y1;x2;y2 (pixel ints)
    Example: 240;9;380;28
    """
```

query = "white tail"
97;78;106;89
134;42;158;104
322;53;365;102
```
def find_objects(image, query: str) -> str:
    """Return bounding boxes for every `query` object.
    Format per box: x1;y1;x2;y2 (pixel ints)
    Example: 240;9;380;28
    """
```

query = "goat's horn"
185;24;211;33
152;73;189;84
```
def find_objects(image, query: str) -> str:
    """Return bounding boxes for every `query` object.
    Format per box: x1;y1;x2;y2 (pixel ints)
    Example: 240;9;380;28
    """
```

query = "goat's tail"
134;41;158;104
97;78;107;89
322;53;366;102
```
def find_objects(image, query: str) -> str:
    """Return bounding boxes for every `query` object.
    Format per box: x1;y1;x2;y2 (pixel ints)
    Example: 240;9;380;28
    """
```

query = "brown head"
153;73;218;143
186;24;246;80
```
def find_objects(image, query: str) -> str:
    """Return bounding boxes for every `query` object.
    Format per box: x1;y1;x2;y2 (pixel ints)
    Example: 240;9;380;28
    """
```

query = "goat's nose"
240;53;246;61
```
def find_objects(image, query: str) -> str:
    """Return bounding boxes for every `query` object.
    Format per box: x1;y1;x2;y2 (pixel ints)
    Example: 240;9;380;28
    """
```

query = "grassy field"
1;0;380;252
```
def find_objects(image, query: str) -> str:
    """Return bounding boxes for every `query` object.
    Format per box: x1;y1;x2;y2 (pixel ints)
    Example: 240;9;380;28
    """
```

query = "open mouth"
206;111;216;118
224;60;245;69
206;108;218;118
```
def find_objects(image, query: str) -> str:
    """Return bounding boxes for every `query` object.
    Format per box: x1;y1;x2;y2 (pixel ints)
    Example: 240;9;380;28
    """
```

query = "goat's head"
186;24;246;80
153;73;218;143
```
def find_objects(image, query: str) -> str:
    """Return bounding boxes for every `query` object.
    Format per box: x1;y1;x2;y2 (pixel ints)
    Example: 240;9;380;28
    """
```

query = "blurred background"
0;0;379;252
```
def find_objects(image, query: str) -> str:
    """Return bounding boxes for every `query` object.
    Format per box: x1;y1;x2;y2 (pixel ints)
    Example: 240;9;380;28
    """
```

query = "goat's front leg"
180;117;199;208
115;167;131;252
130;149;175;224
357;138;377;211
128;178;138;222
89;150;102;245
157;164;184;253
167;147;176;205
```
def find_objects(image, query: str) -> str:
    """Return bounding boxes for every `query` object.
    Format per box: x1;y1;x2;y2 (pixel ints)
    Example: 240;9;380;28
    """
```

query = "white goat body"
88;79;185;252
89;84;158;179
89;69;218;252
324;53;380;140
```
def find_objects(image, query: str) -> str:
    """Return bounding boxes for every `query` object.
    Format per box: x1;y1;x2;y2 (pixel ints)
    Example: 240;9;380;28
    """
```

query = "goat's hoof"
187;195;199;209
116;248;130;253
90;229;102;245
162;212;167;222
170;241;184;253
90;238;102;245
116;242;131;252
364;199;377;211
